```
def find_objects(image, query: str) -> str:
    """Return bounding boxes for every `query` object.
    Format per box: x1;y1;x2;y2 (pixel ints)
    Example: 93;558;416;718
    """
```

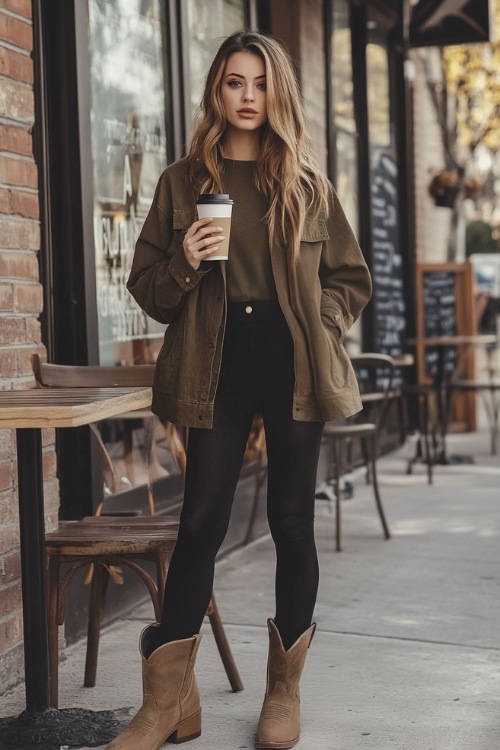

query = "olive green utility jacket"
127;158;372;428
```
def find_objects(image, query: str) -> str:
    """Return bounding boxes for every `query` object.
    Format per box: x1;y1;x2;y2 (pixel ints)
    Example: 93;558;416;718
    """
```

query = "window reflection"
331;0;355;133
335;130;359;236
366;41;391;147
187;0;246;119
88;0;168;366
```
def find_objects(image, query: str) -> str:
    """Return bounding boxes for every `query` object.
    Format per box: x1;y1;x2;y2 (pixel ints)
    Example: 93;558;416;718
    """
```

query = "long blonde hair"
187;31;331;280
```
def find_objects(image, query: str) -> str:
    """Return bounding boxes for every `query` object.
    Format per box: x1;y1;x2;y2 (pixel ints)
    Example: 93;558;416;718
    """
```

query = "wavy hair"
187;30;331;281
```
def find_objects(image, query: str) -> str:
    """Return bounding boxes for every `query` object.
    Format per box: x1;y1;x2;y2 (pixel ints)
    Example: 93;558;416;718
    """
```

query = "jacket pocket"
301;217;330;243
320;297;349;341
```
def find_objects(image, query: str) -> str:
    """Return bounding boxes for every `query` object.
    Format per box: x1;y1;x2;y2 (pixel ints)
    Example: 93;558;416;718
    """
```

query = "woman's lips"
237;109;258;118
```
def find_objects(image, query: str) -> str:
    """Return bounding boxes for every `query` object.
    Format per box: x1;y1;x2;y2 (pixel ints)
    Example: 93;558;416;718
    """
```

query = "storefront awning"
410;0;491;47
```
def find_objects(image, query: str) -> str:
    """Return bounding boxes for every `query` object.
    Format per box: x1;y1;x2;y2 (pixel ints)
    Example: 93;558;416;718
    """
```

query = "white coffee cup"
196;194;234;260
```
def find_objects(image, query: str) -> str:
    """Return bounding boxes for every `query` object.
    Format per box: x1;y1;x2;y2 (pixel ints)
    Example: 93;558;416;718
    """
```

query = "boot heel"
168;709;202;744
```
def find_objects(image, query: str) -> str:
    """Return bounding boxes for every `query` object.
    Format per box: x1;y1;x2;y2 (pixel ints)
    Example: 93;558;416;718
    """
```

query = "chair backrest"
32;353;155;388
350;353;396;432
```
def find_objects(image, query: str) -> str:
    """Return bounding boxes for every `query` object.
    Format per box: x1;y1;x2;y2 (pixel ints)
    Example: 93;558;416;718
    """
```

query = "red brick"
0;317;25;345
0;582;22;617
5;0;32;19
17;344;44;376
0;155;37;188
0;550;21;584
25;316;40;342
0;250;39;281
0;188;9;213
42;449;57;480
0;125;33;156
0;77;34;121
0;46;33;83
0;523;19;556
0;613;23;651
14;282;43;313
0;460;12;491
0;283;14;310
0;490;18;523
0;14;32;51
0;430;12;459
0;347;16;377
42;427;55;446
10;189;38;219
1;218;39;250
12;374;33;389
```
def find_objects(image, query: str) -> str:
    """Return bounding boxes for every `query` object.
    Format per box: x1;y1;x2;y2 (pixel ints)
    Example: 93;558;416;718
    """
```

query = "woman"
108;30;371;750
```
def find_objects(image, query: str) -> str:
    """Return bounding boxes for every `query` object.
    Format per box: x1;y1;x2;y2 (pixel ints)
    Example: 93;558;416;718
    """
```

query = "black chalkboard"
422;271;457;377
370;148;407;359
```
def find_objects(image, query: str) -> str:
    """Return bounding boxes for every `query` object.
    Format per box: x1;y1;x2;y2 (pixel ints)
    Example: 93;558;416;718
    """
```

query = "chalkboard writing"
370;148;406;360
422;271;457;377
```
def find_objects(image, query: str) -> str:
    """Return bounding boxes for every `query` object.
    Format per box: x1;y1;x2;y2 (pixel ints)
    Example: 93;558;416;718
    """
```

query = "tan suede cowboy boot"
255;619;316;749
106;624;202;750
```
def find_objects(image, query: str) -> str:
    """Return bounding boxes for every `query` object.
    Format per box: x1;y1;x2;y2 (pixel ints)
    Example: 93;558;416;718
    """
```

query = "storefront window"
366;40;391;147
331;0;355;133
88;0;168;367
366;15;406;360
186;0;247;119
331;0;359;236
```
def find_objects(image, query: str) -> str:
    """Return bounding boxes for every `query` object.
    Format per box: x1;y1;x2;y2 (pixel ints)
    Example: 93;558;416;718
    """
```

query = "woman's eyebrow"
225;72;266;80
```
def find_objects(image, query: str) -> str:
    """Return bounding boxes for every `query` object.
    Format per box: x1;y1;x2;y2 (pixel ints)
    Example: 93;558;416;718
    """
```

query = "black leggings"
159;300;324;650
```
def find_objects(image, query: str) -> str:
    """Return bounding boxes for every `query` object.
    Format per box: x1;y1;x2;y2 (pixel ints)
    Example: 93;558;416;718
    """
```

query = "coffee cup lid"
196;193;234;205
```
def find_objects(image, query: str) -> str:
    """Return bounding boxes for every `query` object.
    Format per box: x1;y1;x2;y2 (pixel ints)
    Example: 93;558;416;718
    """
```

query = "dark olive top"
222;158;276;301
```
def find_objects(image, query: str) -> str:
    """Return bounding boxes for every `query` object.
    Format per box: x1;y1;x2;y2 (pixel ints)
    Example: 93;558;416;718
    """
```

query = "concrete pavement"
2;429;500;749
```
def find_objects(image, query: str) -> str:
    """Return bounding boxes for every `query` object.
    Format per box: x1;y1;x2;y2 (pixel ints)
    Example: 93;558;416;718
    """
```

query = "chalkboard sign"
415;262;476;388
422;271;457;377
370;148;407;360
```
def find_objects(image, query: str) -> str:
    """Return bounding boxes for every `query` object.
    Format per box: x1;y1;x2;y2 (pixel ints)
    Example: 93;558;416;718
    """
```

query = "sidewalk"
2;429;500;749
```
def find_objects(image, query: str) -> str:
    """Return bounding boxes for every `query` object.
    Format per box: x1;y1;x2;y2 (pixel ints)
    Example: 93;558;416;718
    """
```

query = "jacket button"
245;305;253;314
185;277;191;283
208;342;215;348
197;415;204;421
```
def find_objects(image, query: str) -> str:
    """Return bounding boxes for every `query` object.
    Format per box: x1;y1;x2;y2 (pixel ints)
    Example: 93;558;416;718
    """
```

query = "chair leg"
360;437;371;484
333;437;342;552
370;435;390;540
47;555;61;708
156;552;169;614
421;393;433;485
206;592;244;692
84;563;109;688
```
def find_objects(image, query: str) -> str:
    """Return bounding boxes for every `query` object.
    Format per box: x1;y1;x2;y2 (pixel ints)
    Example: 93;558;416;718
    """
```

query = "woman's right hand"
183;218;225;270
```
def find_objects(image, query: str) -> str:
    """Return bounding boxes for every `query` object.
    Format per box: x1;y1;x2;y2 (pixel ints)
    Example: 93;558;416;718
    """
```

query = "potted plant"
428;169;461;207
463;176;482;201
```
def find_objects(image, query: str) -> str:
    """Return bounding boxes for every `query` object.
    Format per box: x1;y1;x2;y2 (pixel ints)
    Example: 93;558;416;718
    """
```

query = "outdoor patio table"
0;386;152;749
407;334;497;463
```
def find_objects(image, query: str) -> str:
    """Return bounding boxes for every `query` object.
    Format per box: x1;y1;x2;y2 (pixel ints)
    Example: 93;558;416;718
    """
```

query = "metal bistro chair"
446;346;500;456
322;354;394;551
31;354;243;707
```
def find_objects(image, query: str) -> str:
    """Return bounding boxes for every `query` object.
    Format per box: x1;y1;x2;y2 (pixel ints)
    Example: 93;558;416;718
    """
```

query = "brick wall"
411;47;452;264
0;0;59;693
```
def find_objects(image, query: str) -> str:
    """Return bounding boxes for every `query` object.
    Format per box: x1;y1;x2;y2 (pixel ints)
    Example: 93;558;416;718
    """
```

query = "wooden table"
0;387;152;745
407;335;498;463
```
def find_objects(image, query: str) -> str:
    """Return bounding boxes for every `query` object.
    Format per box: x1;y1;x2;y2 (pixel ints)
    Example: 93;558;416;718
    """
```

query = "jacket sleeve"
319;187;372;341
127;168;206;324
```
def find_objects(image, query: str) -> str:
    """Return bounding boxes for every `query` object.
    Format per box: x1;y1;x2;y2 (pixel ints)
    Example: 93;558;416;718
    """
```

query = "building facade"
1;0;461;692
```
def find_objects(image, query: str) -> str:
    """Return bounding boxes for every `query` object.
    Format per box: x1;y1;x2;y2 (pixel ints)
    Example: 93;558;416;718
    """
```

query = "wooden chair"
32;354;243;707
322;354;394;551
